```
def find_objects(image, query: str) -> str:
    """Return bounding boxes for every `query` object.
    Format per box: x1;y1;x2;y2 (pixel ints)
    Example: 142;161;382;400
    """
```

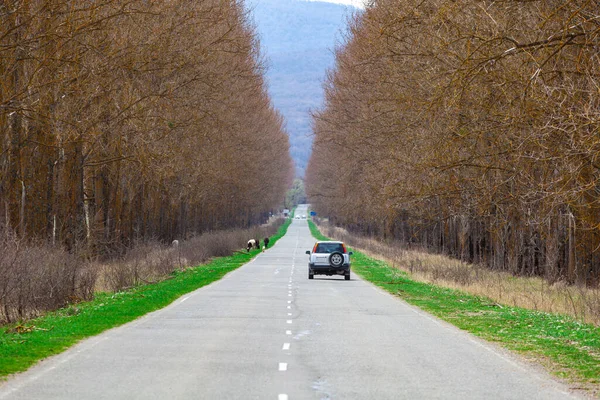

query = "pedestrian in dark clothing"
264;237;270;248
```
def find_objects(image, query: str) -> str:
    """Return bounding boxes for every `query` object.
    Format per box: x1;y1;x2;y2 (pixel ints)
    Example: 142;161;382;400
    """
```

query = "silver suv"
305;241;353;280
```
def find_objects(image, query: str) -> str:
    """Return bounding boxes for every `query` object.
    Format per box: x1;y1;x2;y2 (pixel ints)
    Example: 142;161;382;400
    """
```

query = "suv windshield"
315;243;344;253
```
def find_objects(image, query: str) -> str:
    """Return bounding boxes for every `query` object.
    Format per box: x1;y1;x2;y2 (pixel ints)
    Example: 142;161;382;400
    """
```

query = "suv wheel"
309;270;314;279
345;272;350;281
329;251;344;267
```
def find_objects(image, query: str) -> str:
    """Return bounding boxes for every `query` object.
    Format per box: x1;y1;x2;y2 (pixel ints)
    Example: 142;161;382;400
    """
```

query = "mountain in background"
249;0;355;176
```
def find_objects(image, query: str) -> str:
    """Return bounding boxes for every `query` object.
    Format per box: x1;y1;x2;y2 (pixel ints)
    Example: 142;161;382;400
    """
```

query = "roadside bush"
101;217;286;292
104;241;176;292
180;217;285;264
0;230;96;324
195;231;243;259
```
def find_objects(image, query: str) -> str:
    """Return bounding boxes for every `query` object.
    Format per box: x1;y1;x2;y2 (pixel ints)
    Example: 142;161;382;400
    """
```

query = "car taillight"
313;244;318;253
342;243;347;253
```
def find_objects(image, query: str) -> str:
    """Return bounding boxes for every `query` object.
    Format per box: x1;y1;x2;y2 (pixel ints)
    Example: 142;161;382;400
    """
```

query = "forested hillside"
0;0;293;251
306;0;600;285
251;0;352;175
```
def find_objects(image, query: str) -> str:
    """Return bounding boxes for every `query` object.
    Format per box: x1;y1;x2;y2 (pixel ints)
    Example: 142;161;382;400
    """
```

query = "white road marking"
283;343;291;350
279;363;288;371
287;300;291;304
286;330;292;335
288;313;292;316
288;294;292;297
180;296;190;303
293;330;312;340
287;306;291;309
278;395;288;400
287;320;293;324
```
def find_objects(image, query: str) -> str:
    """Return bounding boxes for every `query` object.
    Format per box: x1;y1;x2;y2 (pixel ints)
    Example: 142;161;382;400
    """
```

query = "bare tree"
307;0;600;286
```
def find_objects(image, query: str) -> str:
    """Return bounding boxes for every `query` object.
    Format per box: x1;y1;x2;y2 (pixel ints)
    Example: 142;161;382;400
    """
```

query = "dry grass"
96;218;285;292
319;222;600;326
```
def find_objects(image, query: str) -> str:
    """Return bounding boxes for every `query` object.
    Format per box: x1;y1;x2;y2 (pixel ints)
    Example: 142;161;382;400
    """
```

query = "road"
0;205;581;399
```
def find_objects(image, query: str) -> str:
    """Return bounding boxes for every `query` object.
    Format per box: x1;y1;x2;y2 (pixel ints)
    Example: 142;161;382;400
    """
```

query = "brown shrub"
100;217;286;292
0;229;97;324
103;241;176;292
180;217;285;265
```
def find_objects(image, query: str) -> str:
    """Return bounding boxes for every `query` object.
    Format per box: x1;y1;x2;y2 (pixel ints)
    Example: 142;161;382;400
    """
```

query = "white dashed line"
278;394;288;400
287;306;291;309
287;300;291;304
283;343;291;350
287;320;293;324
288;294;292;297
286;330;292;335
287;313;292;316
279;363;288;371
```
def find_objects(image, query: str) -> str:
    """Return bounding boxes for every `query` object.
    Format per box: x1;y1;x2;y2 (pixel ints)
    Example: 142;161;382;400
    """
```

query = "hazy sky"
305;0;365;9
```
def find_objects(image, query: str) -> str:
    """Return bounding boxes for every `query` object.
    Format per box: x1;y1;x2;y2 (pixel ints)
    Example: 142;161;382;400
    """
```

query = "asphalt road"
0;205;582;399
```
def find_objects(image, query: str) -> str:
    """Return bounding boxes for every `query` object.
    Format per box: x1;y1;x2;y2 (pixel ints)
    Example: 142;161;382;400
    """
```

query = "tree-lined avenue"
0;206;580;399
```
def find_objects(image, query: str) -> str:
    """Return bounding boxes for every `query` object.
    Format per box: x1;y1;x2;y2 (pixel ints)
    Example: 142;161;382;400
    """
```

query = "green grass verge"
0;218;291;378
308;220;600;388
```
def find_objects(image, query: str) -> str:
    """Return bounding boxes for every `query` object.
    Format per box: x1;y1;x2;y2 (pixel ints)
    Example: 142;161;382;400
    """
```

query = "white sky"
303;0;366;9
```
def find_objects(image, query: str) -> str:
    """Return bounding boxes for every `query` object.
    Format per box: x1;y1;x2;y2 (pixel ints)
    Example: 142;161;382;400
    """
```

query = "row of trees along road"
306;0;600;286
0;0;293;252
